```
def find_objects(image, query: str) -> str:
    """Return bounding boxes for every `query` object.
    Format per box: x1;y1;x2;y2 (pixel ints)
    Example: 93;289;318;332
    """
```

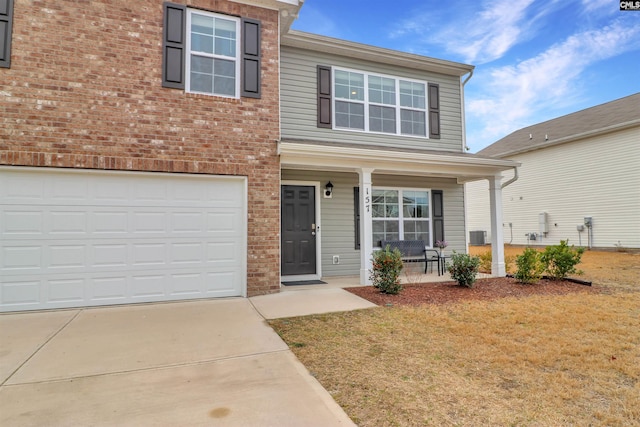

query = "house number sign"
365;187;371;213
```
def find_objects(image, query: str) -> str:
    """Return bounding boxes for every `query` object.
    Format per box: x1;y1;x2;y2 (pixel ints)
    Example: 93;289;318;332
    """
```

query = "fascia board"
279;142;519;178
495;120;640;158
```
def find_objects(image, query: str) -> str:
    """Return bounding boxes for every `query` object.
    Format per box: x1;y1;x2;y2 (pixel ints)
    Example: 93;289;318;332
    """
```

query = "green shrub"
478;251;492;273
447;252;480;288
478;251;515;274
541;240;585;280
370;245;404;294
515;248;544;284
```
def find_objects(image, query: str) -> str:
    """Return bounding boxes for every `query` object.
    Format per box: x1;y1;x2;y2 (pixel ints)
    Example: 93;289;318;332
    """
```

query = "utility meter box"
539;212;549;234
584;217;593;227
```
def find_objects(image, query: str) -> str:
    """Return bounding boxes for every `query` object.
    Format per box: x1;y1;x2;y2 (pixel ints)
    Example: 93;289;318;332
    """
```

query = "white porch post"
488;175;506;276
359;168;374;285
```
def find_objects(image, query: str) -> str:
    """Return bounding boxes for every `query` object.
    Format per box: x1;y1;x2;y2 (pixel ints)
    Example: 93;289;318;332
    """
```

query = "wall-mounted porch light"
324;181;334;198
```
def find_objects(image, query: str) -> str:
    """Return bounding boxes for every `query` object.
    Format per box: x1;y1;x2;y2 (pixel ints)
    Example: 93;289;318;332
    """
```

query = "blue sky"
292;0;640;152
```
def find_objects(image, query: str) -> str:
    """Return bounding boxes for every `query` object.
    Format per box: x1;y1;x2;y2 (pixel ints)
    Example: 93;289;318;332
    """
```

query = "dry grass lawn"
270;249;640;426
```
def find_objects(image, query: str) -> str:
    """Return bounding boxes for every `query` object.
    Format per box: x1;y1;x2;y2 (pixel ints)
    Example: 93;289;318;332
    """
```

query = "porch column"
359;168;374;285
488;175;506;276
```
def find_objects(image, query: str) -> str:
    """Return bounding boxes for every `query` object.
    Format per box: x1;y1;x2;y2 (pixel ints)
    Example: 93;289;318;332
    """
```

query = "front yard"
270;249;640;426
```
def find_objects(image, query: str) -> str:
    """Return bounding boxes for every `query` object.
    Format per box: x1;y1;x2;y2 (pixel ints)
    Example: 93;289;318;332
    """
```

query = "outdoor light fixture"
324;181;334;198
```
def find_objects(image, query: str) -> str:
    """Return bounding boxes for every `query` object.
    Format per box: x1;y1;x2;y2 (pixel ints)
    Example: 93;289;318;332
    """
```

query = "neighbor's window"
186;10;240;97
333;68;427;137
372;189;431;245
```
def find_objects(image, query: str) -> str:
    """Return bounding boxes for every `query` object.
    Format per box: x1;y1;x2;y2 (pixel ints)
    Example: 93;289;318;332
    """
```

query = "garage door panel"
48;278;86;303
1;168;247;312
2;211;43;234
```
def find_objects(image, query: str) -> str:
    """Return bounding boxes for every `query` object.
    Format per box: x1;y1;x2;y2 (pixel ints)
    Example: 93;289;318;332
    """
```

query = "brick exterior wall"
0;0;282;296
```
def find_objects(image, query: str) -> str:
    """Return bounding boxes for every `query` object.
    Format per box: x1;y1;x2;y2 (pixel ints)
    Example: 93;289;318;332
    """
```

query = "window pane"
335;70;364;101
214;18;236;57
191;34;214;54
192;14;214;35
384;190;398;204
190;56;213;93
401;109;426;136
372;204;385;218
400;81;426;109
369;105;396;134
335;101;364;130
368;76;395;106
213;76;235;96
191;71;213;93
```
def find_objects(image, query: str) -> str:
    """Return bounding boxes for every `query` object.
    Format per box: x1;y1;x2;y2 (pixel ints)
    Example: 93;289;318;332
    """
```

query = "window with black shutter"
428;83;440;139
432;190;444;245
317;65;332;128
162;2;261;99
0;0;14;68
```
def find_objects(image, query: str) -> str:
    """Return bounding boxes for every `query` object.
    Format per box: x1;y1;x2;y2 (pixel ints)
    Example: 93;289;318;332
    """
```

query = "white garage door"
0;167;247;312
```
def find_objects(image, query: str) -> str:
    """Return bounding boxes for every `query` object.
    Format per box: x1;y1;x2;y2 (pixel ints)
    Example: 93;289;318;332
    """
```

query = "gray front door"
281;185;317;276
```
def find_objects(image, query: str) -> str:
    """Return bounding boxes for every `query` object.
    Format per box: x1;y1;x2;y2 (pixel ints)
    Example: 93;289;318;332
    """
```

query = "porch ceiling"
278;141;520;183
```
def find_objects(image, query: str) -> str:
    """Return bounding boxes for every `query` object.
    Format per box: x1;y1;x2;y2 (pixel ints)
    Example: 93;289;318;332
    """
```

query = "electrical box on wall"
539;212;549;234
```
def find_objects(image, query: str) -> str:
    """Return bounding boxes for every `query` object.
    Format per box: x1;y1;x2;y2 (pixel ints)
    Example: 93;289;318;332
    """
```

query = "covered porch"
279;140;519;286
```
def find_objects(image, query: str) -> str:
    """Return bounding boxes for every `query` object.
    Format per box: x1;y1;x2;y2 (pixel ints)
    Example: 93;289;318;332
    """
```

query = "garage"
0;167;247;312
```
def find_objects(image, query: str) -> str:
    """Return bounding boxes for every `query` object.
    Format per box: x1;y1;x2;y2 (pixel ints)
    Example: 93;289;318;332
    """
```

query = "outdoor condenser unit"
470;230;486;245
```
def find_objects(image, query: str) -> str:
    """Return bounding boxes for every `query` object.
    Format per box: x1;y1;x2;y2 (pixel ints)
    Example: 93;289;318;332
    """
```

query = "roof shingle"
478;93;640;158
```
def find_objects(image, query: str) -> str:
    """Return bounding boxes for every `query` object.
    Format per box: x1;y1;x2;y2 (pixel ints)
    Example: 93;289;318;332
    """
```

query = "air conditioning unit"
470;230;486;246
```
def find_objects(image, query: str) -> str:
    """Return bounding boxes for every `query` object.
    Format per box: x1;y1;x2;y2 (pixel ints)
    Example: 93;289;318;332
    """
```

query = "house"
0;0;517;312
465;93;640;250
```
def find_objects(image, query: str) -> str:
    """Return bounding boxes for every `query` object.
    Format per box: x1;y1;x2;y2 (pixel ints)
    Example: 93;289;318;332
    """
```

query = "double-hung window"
162;3;261;99
186;10;240;98
372;189;431;246
333;68;428;137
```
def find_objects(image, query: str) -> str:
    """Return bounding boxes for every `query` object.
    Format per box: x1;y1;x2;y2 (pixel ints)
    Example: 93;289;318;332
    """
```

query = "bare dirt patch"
347;276;596;307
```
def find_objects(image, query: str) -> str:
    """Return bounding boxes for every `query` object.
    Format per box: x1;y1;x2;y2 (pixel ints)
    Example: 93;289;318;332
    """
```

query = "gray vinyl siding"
281;46;464;152
282;170;466;277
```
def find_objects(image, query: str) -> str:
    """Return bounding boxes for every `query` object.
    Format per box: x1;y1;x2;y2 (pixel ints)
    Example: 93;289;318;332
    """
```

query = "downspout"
501;166;518;189
460;69;474;151
501;167;518;244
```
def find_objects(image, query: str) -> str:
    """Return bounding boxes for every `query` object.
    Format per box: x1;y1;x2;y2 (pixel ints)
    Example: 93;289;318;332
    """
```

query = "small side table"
438;254;451;276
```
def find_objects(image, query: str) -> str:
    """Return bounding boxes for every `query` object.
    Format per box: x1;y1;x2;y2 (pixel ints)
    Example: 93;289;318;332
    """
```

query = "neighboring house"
466;93;640;250
0;0;516;312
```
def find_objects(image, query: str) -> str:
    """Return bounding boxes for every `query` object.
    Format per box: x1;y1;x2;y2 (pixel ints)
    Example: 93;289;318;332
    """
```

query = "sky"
291;0;640;153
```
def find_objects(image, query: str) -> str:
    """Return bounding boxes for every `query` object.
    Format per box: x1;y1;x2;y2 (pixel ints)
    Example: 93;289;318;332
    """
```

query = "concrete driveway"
0;295;366;426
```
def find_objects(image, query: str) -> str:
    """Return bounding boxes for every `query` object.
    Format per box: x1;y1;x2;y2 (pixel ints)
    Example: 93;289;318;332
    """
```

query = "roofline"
490;119;640;158
281;30;475;77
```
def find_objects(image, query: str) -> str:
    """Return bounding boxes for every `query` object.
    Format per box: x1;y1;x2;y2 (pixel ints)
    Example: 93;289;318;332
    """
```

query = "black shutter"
241;18;261;98
354;187;360;249
428;83;440;139
432;190;444;246
162;2;186;89
317;65;332;128
0;0;14;68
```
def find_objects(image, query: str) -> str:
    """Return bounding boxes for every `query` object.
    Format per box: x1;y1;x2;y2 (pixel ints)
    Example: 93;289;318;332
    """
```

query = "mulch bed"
346;276;597;307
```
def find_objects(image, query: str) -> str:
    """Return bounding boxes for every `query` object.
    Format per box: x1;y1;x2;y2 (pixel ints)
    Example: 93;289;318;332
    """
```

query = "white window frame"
372;187;433;247
185;9;241;99
332;67;429;138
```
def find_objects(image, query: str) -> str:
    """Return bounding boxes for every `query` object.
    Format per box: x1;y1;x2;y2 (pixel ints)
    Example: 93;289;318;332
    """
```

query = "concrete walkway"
0;288;376;426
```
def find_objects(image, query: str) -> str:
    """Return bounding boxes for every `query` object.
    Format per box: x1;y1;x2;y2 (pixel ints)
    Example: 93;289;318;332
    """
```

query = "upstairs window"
317;65;440;138
186;10;240;97
162;2;261;99
333;68;428;137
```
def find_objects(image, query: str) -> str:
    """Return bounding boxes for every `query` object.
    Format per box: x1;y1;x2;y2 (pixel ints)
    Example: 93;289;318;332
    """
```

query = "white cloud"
466;18;640;151
390;0;560;64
